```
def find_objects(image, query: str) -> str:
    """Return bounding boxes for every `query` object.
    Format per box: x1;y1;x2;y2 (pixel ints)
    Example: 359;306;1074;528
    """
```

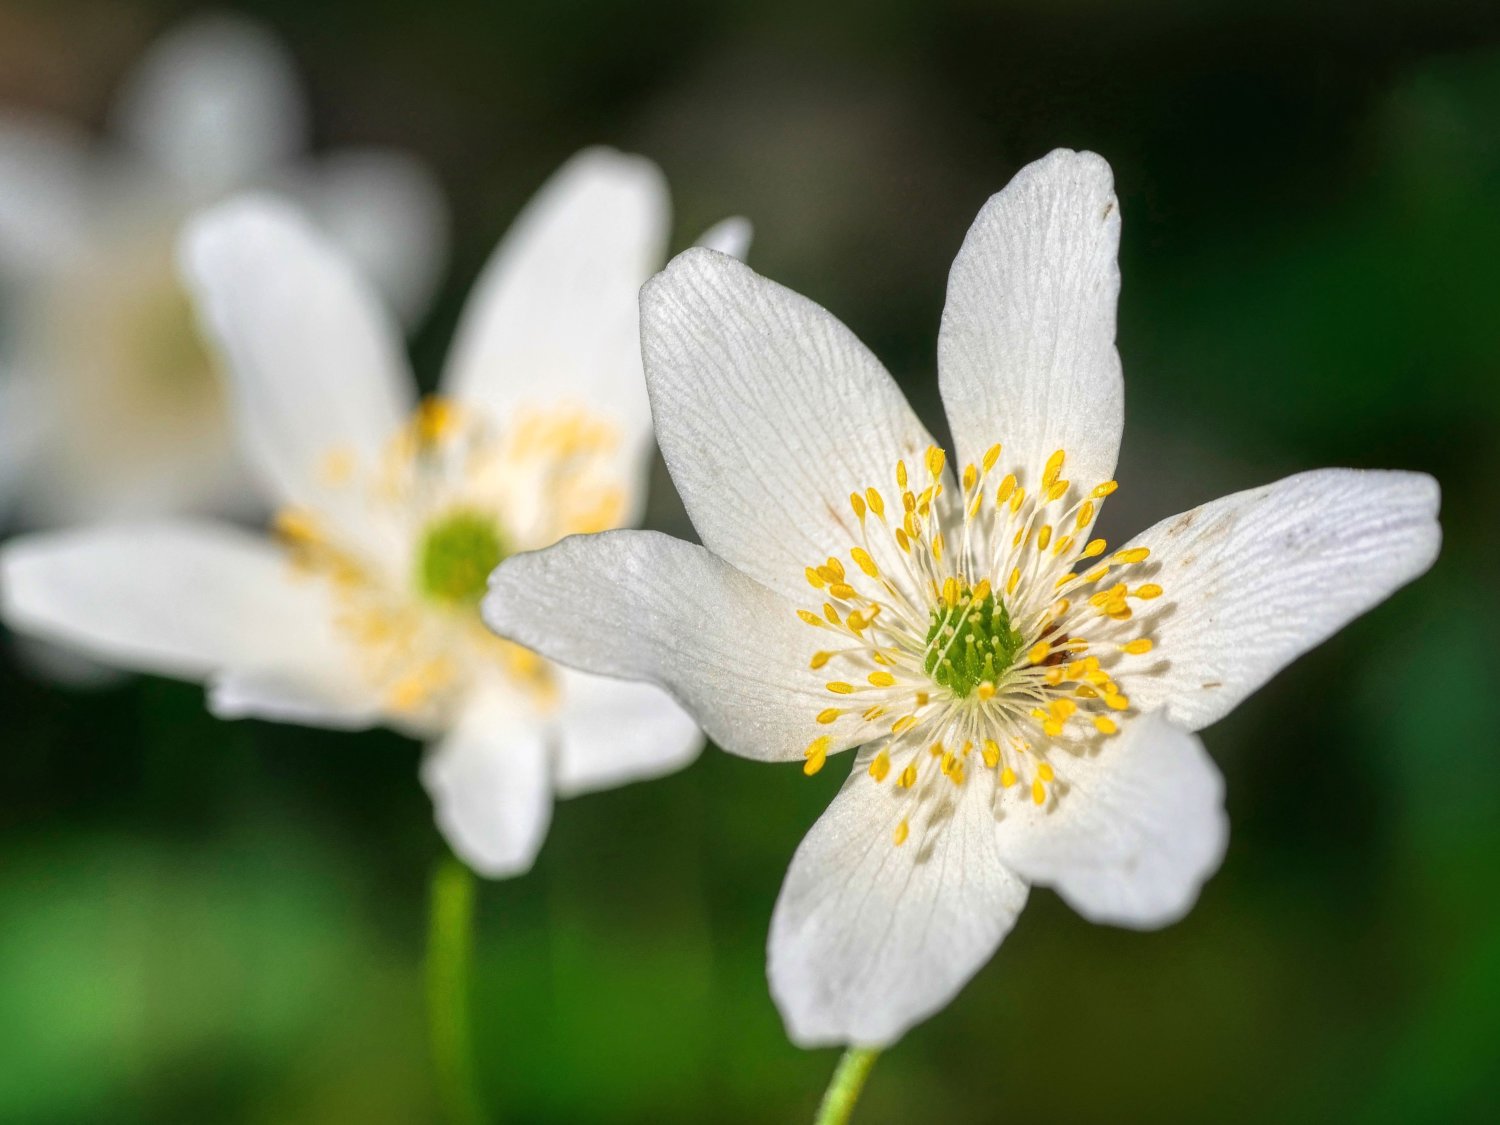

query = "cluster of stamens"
795;443;1163;846
274;396;625;724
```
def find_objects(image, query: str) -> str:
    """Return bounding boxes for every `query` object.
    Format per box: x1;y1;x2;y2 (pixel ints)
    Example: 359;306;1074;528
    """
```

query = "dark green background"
3;0;1499;1121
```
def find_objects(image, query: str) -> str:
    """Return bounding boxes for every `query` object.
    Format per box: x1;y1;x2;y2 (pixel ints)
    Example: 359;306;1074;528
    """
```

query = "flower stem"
814;1047;881;1125
426;854;486;1125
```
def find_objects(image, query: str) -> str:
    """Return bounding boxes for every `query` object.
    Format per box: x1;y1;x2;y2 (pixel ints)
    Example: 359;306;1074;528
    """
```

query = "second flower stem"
814;1047;881;1125
426;854;486;1125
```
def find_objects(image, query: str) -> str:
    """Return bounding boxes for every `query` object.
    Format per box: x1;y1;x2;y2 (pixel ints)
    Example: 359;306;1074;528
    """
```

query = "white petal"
550;667;704;798
179;195;415;512
420;688;553;879
110;13;306;201
208;667;383;730
441;148;668;478
289;148;450;328
768;758;1029;1047
995;711;1227;927
694;215;753;260
1120;469;1441;730
640;248;937;602
0;521;346;680
0;112;90;276
937;149;1123;490
484;531;832;763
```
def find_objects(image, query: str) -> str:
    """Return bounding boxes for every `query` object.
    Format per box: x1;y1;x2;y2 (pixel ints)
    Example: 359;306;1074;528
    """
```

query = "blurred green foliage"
3;0;1499;1120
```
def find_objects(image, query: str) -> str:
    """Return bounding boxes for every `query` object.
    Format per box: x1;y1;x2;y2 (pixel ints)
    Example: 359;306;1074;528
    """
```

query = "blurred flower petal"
110;13;306;202
551;667;703;797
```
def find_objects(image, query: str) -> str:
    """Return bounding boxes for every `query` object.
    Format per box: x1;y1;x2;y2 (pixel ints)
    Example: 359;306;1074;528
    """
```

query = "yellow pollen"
1032;779;1047;805
797;609;824;627
893;819;910;846
1105;692;1130;711
826;681;856;695
1082;539;1107;559
1077;501;1096;529
1043;449;1065;489
1009;486;1026;513
1094;716;1118;735
926;446;946;477
851;547;879;577
977;681;996;701
850;491;867;521
805;567;826;589
1037;525;1053;550
996;474;1016;504
810;651;832;669
1135;584;1163;599
868;671;896;687
816;708;842;725
824;604;840;624
897;764;918;788
829;583;857;600
1114;547;1151;564
1007;567;1021;595
869;750;891;782
803;736;830;775
982;739;1001;768
963;464;978;491
1122;638;1154;655
1027;640;1052;665
1047;480;1069;502
983;444;1002;471
865;487;885;518
896;460;908;488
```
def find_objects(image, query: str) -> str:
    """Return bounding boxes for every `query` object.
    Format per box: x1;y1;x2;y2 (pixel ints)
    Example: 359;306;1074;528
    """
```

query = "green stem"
426;855;486;1125
814;1047;881;1125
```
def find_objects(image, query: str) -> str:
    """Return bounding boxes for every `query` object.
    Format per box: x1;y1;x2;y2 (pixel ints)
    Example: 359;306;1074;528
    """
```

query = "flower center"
795;443;1164;846
273;397;627;722
416;510;506;606
922;587;1022;698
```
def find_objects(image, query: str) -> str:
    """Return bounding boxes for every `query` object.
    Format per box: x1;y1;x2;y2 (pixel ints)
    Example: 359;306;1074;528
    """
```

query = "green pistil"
923;588;1024;698
417;511;506;607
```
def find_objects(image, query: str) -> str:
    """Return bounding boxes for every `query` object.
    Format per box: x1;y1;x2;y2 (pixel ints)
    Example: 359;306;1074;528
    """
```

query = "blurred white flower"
1;149;746;877
483;149;1442;1045
0;13;447;525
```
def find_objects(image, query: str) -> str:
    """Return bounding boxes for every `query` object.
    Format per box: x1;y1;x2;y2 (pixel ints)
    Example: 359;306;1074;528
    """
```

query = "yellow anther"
1051;699;1078;720
1055;573;1077;589
891;714;918;735
942;576;959;606
914;691;929;707
963;464;978;491
1122;638;1154;655
850;491;867;521
1032;779;1047;805
1037;762;1055;782
1083;565;1110;583
895;528;911;553
869;749;891;783
1028;640;1052;665
1009;486;1026;513
851;547;879;577
1135;583;1163;600
829;583;857;600
868;671;896;688
1047;480;1069;502
863;705;887;721
926;446;947;478
1094;716;1118;735
977;681;996;701
902;490;917;513
797;610;824;627
824;604;841;624
1053;535;1075;557
826;681;856;695
1037;525;1053;551
930;741;946;758
896;460;908;489
1001;766;1018;787
824;557;846;581
1092;480;1119;497
816;708;842;725
996;474;1016;504
982;739;1001;768
865;487;885;519
1082;538;1107;559
414;396;458;444
1076;501;1096;529
809;651;832;670
1007;567;1021;596
1043;449;1066;489
897;764;918;788
972;578;992;601
846;611;869;634
1114;547;1151;564
805;566;827;589
983;444;1002;471
932;534;945;561
1104;692;1130;711
893;818;910;846
803;736;830;776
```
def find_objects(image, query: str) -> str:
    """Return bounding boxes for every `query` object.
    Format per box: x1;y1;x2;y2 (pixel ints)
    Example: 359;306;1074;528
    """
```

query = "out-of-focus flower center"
796;443;1163;847
274;397;625;724
416;510;507;606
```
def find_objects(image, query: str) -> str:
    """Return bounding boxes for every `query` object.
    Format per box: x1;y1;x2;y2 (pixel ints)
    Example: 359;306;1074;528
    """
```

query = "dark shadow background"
3;0;1499;1121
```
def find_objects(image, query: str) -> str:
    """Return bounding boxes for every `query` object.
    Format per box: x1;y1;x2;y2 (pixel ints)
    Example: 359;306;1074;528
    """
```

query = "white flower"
482;149;1442;1045
1;148;744;877
0;13;447;524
